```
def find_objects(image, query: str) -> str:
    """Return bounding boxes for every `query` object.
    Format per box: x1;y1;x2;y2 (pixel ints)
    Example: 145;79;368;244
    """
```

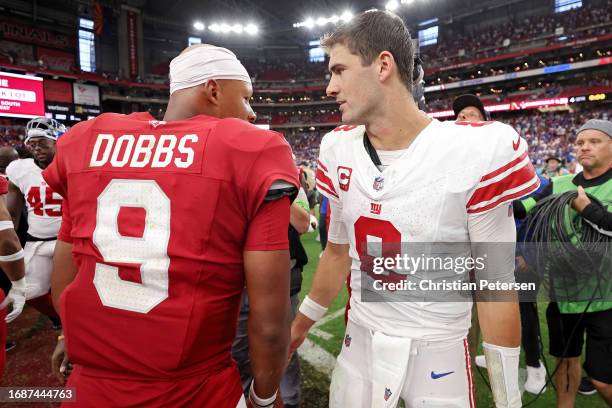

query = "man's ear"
377;51;395;83
202;79;221;105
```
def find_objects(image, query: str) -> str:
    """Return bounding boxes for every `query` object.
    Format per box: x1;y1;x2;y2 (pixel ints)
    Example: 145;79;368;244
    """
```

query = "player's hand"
571;186;591;213
51;336;73;385
309;214;319;232
0;278;26;323
288;317;310;361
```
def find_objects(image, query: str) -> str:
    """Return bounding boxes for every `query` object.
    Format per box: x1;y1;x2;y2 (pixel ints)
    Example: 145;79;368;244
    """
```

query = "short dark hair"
321;10;415;91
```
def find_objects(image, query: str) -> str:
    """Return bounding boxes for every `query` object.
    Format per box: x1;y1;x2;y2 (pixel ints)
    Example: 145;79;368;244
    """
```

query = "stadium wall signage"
0;18;74;50
0;72;45;119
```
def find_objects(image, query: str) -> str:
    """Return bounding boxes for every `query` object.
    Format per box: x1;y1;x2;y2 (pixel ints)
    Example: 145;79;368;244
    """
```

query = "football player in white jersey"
289;11;539;408
6;117;65;323
0;171;27;374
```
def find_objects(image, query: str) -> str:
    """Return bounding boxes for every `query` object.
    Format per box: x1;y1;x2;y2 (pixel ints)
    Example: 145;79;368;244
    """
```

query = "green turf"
298;231;609;407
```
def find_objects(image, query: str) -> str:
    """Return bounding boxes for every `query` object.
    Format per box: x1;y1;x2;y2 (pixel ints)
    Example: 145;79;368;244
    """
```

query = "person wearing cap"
514;119;612;407
44;44;299;408
543;156;567;179
453;94;489;122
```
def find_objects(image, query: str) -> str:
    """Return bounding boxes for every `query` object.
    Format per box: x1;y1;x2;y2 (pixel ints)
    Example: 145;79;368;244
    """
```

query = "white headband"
26;129;53;143
169;45;251;95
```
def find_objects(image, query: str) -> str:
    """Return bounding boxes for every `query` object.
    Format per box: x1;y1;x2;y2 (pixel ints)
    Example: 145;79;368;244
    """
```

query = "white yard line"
298;338;336;376
309;308;343;341
310;328;333;340
313;308;344;328
299;308;345;375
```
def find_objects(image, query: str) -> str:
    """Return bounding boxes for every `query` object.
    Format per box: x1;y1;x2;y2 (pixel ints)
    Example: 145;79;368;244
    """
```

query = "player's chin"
340;112;357;125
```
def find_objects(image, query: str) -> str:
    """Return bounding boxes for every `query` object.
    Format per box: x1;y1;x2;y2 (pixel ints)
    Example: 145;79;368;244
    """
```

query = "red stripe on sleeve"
480;151;528;183
467;178;540;214
317;160;328;172
316;168;338;196
316;181;339;199
467;161;536;209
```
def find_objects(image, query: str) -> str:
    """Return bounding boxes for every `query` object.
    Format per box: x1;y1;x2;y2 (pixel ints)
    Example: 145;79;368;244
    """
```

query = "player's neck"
365;99;431;151
163;97;216;122
34;159;48;170
163;104;198;122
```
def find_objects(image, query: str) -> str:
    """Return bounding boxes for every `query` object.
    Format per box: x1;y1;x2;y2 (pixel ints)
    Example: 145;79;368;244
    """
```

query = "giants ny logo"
337;166;352;191
370;203;382;215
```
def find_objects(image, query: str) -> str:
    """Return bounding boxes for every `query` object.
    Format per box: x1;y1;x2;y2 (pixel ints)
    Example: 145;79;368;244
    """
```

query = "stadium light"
340;10;353;21
386;0;399;11
193;21;205;31
208;22;258;35
294;10;352;29
244;23;258;35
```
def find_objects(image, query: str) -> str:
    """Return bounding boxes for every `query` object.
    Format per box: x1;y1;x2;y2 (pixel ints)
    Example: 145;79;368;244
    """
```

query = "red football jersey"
0;176;7;195
43;112;299;380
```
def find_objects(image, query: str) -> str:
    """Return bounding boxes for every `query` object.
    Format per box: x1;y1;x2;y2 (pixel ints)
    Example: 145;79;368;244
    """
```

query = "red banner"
0;72;45;118
44;79;73;103
127;12;138;78
0;18;74;50
37;47;75;72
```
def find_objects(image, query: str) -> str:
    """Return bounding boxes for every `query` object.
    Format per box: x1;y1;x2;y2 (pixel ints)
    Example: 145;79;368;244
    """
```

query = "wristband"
298;295;328;322
249;381;276;408
0;221;14;231
0;248;24;262
483;342;521;408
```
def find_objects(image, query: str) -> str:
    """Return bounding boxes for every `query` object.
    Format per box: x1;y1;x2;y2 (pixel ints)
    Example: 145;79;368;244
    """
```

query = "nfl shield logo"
149;120;166;128
384;388;392;401
344;334;352;348
373;176;384;191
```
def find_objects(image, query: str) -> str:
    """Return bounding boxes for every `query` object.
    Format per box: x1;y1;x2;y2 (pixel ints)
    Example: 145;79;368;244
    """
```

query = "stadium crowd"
421;5;611;67
2;106;608;174
285;106;611;173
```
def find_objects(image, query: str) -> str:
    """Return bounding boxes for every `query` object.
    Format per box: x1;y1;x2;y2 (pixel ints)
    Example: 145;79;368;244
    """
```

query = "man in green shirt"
514;119;612;407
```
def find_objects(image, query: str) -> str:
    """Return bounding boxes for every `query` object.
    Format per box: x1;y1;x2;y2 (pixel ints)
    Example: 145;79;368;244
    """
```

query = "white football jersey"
316;120;539;341
6;158;63;239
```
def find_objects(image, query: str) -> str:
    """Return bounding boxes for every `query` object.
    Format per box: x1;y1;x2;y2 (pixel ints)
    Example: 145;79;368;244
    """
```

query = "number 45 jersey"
42;112;299;380
6;158;63;239
316;120;539;341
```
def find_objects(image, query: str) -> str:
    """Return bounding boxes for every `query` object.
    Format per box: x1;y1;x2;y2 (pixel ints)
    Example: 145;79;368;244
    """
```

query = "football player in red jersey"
45;44;298;408
0;173;27;379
